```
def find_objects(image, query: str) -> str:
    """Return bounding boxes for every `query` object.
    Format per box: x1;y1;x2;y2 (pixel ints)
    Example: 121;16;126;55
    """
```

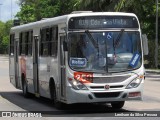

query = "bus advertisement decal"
70;57;87;67
74;72;93;83
20;57;26;77
129;52;141;68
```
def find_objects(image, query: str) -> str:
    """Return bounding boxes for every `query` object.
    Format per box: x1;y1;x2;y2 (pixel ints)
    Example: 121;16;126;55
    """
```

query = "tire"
22;75;31;98
50;81;65;110
111;101;125;109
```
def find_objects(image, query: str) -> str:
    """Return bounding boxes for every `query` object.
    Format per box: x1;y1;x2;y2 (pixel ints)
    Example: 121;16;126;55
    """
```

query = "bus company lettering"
70;58;87;67
72;59;84;64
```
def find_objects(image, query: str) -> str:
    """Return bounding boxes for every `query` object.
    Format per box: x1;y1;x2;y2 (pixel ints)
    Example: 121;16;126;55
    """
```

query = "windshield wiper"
85;30;109;73
114;29;125;48
85;30;99;49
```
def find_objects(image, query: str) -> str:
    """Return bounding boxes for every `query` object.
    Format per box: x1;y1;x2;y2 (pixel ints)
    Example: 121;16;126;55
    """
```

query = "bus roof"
10;12;138;33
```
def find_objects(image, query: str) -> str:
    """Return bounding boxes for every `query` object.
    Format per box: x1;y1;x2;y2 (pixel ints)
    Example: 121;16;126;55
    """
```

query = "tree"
78;0;117;11
0;20;13;54
0;21;5;54
16;0;80;23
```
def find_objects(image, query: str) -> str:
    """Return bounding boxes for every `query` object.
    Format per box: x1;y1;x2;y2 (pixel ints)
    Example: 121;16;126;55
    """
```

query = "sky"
0;0;20;22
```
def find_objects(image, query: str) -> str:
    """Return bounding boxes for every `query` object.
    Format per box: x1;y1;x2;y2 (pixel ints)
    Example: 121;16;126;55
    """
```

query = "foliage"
16;0;80;23
0;20;13;54
78;0;113;11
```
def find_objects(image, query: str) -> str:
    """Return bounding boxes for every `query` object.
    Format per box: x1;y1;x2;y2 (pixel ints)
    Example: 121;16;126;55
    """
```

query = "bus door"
33;36;39;96
59;34;66;99
14;40;20;88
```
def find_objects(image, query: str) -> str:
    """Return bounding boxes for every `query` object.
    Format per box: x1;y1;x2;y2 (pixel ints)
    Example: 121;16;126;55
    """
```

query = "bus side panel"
9;56;16;87
39;57;49;98
26;56;34;93
39;56;57;99
47;56;59;98
18;57;21;89
58;33;67;102
38;25;59;99
12;39;21;89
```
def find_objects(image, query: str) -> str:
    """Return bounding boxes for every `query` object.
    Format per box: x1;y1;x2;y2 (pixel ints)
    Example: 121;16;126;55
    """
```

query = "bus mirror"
34;35;39;40
13;19;20;26
63;41;68;51
142;34;149;55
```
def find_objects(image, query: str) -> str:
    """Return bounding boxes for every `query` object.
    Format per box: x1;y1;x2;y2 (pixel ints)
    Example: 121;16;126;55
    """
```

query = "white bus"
9;12;148;109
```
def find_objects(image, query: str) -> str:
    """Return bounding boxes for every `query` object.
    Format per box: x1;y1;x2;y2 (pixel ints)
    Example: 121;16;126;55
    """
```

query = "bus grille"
93;75;130;83
93;92;121;98
90;85;124;89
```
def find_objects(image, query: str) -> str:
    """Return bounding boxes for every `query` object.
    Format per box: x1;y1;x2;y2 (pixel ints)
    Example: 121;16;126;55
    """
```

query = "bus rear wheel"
22;75;31;98
111;101;125;109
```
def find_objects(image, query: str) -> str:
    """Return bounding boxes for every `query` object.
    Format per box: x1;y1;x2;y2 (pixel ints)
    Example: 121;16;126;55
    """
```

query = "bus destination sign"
68;16;139;30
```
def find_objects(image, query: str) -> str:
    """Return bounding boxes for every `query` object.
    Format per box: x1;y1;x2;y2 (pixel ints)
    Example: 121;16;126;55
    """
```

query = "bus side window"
19;31;33;56
40;28;49;56
50;26;58;57
40;29;43;56
25;32;29;55
10;34;15;56
28;31;33;56
19;32;26;55
22;32;26;55
19;33;22;55
40;26;58;57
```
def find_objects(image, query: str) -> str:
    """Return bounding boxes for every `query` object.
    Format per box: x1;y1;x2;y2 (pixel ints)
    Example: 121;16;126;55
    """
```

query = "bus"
9;11;148;109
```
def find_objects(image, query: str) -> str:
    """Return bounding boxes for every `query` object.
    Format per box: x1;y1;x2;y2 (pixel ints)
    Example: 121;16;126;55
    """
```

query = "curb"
145;70;160;74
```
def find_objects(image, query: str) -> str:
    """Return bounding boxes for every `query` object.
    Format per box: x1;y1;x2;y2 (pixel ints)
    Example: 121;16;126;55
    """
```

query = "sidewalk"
145;69;160;74
0;95;25;111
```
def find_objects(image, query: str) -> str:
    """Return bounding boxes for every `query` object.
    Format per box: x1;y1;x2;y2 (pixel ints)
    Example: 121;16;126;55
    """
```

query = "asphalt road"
0;56;159;119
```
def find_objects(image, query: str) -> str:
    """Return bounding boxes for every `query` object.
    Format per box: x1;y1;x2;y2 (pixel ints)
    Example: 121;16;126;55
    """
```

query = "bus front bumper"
65;85;143;104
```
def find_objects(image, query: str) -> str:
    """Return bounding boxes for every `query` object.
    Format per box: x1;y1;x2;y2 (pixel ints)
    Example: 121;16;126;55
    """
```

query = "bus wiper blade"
114;29;124;48
85;30;99;49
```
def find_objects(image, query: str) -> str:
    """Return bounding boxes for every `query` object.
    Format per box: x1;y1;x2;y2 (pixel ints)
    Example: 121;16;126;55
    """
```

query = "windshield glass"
68;31;142;73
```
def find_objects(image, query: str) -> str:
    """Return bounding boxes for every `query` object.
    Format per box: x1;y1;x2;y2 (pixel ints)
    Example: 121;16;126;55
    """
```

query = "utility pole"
0;4;2;21
155;0;159;68
11;0;13;20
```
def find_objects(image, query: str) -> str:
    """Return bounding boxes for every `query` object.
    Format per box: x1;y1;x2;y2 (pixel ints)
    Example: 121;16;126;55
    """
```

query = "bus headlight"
126;77;143;89
68;78;88;90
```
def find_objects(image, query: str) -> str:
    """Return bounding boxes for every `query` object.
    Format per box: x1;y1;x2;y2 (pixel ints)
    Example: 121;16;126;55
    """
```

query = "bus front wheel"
111;101;125;109
50;81;65;110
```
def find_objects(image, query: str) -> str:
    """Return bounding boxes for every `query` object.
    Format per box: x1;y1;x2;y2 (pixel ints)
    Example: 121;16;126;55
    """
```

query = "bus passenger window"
25;32;29;55
28;31;33;56
19;33;22;55
40;28;49;56
10;34;15;56
40;26;58;57
50;26;58;57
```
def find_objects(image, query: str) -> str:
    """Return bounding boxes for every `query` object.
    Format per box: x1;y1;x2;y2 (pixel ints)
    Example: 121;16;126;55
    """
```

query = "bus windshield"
68;31;142;73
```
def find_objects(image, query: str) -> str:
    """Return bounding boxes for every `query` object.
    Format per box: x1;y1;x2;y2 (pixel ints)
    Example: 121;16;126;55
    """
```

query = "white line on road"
0;61;8;62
